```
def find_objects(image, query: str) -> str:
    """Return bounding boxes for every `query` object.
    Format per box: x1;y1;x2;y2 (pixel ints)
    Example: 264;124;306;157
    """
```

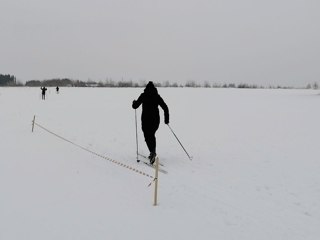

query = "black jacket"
132;83;169;128
41;87;47;94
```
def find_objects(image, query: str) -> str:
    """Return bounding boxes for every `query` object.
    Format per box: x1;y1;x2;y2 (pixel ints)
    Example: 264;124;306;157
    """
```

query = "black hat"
146;81;154;88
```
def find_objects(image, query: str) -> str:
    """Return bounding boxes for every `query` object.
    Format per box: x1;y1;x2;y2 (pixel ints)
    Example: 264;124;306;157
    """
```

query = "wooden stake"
32;115;36;132
153;156;159;206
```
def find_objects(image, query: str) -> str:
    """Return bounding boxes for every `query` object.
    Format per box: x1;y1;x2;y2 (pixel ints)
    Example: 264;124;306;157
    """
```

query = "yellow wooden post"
32;115;36;132
153;156;159;206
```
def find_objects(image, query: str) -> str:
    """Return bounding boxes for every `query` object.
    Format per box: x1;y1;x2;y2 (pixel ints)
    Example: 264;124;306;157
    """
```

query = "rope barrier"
33;121;155;185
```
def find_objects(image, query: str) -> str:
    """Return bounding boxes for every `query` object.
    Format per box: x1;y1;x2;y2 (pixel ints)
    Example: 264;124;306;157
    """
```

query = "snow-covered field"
1;87;319;240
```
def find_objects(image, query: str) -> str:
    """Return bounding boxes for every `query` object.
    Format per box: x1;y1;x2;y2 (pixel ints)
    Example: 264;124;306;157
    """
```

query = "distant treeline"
23;79;320;89
0;74;18;86
25;79;297;89
25;78;74;87
1;73;319;89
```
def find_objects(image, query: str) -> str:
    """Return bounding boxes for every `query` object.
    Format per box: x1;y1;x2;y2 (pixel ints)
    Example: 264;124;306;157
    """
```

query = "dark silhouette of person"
40;87;47;100
56;86;59;93
132;81;169;164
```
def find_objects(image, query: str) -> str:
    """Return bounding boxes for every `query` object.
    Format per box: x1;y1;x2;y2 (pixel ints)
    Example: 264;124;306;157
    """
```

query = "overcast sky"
1;0;319;87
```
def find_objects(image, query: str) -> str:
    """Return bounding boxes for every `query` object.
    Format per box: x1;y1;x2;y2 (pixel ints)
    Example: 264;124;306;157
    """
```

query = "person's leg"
142;118;159;163
143;127;158;164
144;132;156;164
143;131;155;153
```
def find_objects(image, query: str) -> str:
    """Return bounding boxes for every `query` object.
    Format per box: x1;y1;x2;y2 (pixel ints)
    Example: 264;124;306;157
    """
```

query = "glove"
132;100;137;108
165;118;169;124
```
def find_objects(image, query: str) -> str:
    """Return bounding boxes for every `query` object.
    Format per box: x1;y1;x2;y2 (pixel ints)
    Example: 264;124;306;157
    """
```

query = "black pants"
142;121;159;154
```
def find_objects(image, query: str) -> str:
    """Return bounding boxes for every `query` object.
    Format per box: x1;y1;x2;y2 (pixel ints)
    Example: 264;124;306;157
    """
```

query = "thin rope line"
34;122;155;182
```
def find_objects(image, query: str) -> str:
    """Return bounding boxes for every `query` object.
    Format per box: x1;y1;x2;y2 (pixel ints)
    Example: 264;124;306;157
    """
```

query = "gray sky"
1;0;319;87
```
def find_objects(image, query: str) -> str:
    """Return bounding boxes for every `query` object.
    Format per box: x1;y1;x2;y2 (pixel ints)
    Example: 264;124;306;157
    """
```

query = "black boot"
148;152;156;165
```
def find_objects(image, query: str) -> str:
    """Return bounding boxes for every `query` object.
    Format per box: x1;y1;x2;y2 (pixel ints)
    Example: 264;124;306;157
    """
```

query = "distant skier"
40;86;47;100
132;81;169;164
56;86;59;93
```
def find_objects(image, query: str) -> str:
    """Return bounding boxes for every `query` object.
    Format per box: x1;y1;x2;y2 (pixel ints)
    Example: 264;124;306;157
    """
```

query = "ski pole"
135;109;139;162
167;124;193;161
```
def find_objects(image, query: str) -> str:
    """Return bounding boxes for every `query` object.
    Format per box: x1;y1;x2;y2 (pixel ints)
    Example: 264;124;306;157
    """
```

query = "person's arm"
159;96;169;124
132;93;144;109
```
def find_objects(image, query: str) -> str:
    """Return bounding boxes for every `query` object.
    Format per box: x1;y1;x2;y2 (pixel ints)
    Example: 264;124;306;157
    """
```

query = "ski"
137;153;165;167
142;161;168;174
136;153;167;173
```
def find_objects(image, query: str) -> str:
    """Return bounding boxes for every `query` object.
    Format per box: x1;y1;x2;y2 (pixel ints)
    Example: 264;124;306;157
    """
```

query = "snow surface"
1;87;320;240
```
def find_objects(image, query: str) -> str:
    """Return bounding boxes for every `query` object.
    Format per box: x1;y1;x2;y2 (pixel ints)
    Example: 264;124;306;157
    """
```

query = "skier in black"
132;81;169;164
40;86;47;100
56;86;59;93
